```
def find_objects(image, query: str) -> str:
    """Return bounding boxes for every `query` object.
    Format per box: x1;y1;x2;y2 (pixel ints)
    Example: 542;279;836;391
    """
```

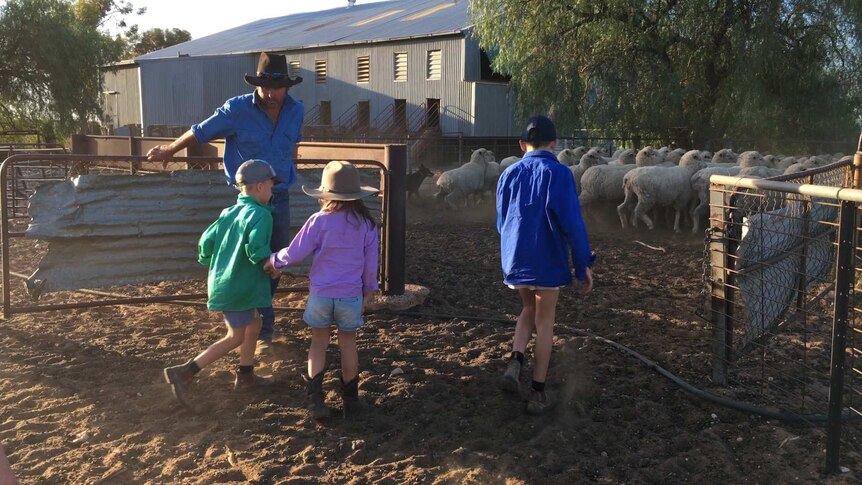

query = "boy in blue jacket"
496;115;595;415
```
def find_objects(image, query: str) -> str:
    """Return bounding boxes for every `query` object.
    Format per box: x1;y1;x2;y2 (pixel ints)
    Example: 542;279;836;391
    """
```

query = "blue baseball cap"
521;115;557;144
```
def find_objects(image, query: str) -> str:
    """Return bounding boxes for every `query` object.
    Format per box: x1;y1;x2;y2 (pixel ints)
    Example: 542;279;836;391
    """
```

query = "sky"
116;0;391;39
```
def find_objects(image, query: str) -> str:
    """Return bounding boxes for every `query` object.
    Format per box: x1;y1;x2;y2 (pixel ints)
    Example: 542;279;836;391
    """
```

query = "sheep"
578;146;662;217
435;148;495;209
557;146;588;166
689;165;745;233
500;156;521;171
737;151;770;168
569;149;607;195
617;150;708;232
662;148;687;166
711;148;738;166
608;149;636;165
776;156;797;171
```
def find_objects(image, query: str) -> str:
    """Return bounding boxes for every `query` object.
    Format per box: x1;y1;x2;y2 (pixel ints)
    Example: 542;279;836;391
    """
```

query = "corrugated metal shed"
136;0;470;61
25;169;383;294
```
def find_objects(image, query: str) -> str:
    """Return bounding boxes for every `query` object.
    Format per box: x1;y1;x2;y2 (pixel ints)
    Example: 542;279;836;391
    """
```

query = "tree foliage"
470;0;862;147
0;0;146;140
125;27;191;58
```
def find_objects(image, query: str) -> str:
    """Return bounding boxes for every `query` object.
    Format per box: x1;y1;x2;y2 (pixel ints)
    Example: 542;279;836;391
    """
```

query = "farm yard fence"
705;149;862;472
0;141;406;319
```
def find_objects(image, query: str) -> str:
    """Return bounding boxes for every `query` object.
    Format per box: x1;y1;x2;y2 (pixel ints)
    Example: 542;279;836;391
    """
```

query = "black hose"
370;309;858;424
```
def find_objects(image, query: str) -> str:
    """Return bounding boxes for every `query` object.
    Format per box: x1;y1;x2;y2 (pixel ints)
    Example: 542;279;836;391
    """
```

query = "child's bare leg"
337;329;359;383
512;288;537;353
307;327;331;377
531;289;559;383
239;315;262;367
192;321;245;369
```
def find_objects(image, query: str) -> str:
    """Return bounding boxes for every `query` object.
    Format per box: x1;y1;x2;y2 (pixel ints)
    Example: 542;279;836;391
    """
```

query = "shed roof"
136;0;470;62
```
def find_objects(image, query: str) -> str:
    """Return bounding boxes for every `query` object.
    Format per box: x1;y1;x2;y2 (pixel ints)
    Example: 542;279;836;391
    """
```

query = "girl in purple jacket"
264;161;379;420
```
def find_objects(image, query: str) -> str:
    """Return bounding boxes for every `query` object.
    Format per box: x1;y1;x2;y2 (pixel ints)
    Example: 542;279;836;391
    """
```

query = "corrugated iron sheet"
136;0;470;61
25;169;383;295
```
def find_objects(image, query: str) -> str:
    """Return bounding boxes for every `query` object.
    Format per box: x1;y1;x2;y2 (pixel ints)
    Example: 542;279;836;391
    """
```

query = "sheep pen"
2;166;860;484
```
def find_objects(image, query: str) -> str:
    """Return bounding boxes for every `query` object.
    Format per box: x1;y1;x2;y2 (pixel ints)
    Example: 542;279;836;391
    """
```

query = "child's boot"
163;360;197;411
499;359;521;393
304;371;329;420
234;366;274;391
341;376;361;419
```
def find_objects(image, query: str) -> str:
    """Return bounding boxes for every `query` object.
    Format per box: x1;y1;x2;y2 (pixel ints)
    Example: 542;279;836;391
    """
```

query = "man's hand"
578;267;594;294
146;144;174;161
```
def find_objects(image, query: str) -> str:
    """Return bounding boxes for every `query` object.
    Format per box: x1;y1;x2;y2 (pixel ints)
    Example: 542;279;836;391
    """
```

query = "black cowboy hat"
244;52;303;89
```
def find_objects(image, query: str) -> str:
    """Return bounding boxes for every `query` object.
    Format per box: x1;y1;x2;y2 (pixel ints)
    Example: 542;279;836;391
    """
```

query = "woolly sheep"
569;149;607;195
737;151;770;168
435;148;495;209
712;149;738;165
578;146;665;216
617;150;708;232
689;165;745;233
608;149;636;166
558;146;588;166
662;148;687;166
499;156;521;171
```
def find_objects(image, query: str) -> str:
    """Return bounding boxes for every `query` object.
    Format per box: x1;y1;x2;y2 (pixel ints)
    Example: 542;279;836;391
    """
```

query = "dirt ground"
1;195;860;484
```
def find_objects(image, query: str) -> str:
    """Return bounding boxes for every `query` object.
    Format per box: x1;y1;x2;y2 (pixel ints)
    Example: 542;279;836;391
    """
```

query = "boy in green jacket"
164;159;278;411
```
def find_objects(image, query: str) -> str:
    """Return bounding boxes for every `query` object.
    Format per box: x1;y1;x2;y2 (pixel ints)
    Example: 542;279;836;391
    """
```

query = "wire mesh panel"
705;157;862;471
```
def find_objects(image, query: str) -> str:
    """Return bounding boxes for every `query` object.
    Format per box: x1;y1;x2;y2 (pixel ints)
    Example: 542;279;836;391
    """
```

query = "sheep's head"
762;154;778;168
579;149;604;168
617;149;636;165
557;149;580;166
665;148;687;165
635;146;661;167
738;151;766;168
572;146;588;160
712;148;737;164
777;156;797;170
470;148;495;166
680;150;707;170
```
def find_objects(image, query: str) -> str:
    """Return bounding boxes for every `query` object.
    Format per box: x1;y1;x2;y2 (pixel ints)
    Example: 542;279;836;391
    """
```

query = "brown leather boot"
304;372;329;420
341;376;361;419
163;361;196;412
234;370;274;391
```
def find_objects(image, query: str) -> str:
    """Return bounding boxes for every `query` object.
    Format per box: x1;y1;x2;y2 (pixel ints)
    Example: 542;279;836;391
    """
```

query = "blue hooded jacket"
496;149;593;286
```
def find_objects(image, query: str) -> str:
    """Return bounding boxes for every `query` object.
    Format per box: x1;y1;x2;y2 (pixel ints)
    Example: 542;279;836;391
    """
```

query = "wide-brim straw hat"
302;161;379;201
244;52;302;89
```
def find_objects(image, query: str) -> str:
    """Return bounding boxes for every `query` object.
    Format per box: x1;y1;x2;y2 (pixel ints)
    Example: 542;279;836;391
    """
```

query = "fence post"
382;144;407;295
824;198;855;473
709;186;731;385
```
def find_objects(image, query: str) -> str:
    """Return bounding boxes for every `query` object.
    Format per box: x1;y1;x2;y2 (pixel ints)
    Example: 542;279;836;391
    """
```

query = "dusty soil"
1;197;860;484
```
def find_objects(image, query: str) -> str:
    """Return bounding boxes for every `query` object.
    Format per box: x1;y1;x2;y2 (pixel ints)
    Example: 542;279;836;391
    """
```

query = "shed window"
394;52;408;82
357;56;370;83
426;49;441;80
289;60;301;79
315;59;327;84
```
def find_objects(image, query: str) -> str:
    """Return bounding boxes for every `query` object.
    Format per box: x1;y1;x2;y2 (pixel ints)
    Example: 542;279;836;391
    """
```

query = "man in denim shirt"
148;52;304;345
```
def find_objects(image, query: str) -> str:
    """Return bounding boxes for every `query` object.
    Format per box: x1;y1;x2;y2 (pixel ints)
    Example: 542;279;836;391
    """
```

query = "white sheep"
711;148;738;166
608;149;636;165
617;150;708;232
557;146;587;166
578;147;662;217
569;149;607;195
500;156;521;171
662;148;687;166
435;148;495;209
737;151;770;168
689;165;745;233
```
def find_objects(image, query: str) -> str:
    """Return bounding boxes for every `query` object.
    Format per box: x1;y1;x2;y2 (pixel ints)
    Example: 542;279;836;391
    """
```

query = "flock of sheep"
432;145;848;234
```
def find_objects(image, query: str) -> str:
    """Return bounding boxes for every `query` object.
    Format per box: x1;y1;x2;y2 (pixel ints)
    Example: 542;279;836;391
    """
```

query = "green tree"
0;0;140;139
470;0;862;149
126;27;191;58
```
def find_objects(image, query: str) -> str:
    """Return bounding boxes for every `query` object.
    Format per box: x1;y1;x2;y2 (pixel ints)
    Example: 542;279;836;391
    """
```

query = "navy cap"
235;159;282;185
521;115;557;144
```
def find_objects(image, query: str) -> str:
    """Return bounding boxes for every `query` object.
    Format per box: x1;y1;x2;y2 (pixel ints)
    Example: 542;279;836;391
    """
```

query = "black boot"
342;376;361;419
304;372;329;420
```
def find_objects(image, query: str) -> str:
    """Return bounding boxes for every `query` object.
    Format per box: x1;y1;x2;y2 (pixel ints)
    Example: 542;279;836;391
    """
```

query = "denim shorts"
303;294;364;332
223;309;258;329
